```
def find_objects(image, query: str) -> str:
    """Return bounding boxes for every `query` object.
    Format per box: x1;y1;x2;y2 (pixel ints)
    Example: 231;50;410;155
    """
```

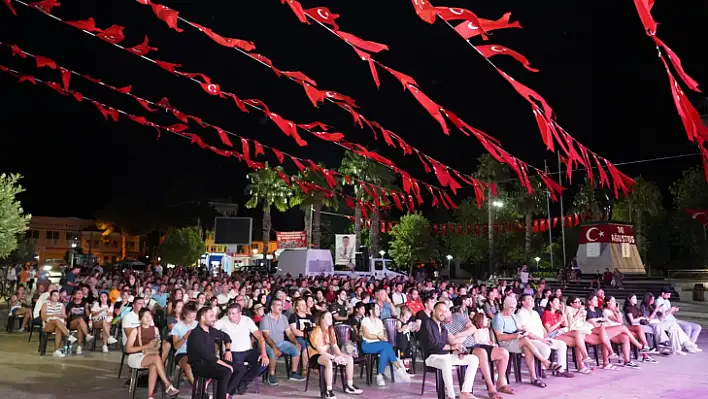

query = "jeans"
265;340;301;359
678;320;702;343
362;340;398;374
231;349;267;391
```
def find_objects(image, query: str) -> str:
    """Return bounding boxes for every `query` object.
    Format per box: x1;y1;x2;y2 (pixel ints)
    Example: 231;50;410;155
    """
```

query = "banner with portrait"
335;234;356;265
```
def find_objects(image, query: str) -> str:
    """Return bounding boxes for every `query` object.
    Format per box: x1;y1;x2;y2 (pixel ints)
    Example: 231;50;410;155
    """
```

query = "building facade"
27;216;141;265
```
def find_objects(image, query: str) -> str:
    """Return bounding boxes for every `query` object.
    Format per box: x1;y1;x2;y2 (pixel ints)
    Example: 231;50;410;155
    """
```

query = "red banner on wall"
577;224;636;245
276;231;308;249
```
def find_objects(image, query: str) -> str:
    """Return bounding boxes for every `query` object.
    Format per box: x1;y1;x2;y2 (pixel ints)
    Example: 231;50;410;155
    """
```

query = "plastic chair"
6;315;24;333
333;325;368;383
128;367;166;399
191;375;216;399
28;318;42;343
419;346;465;399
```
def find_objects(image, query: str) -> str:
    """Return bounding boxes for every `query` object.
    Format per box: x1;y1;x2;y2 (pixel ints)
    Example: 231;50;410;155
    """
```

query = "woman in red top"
541;297;594;374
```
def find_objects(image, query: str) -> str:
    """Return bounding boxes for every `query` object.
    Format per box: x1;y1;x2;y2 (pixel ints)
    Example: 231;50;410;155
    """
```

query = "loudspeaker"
355;246;370;272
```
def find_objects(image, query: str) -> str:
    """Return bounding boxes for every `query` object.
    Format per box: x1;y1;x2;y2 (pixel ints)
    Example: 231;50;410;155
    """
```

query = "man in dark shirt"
64;266;81;295
419;302;479;399
330;289;351;324
188;307;238;399
414;295;436;331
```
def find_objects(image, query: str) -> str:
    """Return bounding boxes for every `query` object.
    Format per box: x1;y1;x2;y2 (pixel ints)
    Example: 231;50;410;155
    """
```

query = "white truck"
275;249;406;280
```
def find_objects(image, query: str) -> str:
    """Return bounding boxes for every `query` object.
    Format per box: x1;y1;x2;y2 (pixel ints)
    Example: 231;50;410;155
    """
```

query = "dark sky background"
1;0;706;230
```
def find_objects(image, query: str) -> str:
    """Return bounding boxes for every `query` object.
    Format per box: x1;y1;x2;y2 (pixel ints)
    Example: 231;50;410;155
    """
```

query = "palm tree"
572;178;606;221
290;165;340;248
511;178;545;257
474;154;510;275
245;164;292;262
339;151;396;255
612;177;661;261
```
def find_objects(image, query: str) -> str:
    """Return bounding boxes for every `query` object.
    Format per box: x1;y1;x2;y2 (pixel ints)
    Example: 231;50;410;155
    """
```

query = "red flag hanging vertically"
410;0;437;24
2;0;17;15
408;85;450;135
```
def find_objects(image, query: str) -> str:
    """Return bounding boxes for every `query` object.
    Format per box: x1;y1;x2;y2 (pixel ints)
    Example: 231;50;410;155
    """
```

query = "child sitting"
395;307;416;370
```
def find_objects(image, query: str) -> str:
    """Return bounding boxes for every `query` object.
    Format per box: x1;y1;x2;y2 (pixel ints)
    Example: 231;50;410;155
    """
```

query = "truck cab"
333;257;406;280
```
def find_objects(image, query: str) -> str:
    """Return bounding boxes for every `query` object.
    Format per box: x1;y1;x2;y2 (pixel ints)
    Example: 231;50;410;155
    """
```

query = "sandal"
601;363;618;371
531;379;547;388
548;362;563;372
497;385;515;395
556;370;575;378
578;367;594;375
488;392;504;399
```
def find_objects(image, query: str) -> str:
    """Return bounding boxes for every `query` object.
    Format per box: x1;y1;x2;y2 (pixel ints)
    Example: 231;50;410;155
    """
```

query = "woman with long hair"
309;311;364;398
641;293;700;355
542;296;593;374
624;293;669;350
564;295;617;370
167;289;184;315
604;296;657;363
126;308;179;399
167;300;184;332
360;303;410;386
91;291;118;352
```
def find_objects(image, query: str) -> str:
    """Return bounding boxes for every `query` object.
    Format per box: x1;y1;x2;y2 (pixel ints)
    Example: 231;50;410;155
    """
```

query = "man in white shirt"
121;297;144;346
391;283;407;308
656;288;702;344
515;294;573;377
33;283;57;320
215;303;269;395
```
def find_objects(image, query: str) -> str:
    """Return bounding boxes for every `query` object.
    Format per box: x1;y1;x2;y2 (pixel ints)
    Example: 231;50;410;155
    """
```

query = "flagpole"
545;160;554;269
558;152;567;267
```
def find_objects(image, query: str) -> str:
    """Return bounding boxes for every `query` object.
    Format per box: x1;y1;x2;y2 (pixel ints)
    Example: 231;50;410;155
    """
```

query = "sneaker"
642;355;658;364
267;375;278;386
16;328;25;333
102;344;109;353
345;384;363;394
67;335;78;344
107;336;118;345
394;367;411;382
624;361;641;369
86;334;94;342
289;372;306;381
76;346;82;355
376;374;385;386
324;390;337;399
639;346;651;354
608;352;622;362
53;350;65;358
165;385;179;396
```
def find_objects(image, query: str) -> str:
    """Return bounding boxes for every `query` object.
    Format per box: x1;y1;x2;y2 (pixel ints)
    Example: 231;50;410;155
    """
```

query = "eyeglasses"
573;300;581;304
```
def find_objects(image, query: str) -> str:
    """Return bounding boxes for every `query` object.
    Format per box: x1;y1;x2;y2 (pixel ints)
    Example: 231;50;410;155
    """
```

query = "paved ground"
1;323;707;399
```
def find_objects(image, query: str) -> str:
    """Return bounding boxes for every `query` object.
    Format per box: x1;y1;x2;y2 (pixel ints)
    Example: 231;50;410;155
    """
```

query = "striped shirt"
45;302;63;321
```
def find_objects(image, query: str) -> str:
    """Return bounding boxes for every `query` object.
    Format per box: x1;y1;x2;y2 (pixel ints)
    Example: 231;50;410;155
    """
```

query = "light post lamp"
379;250;386;257
488;200;504;276
534;256;541;269
446;254;453;268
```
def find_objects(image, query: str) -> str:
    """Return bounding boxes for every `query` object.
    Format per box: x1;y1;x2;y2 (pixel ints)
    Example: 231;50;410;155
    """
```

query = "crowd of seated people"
4;264;705;399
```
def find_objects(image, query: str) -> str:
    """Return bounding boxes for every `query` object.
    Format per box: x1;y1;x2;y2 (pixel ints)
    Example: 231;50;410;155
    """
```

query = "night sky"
1;0;706;229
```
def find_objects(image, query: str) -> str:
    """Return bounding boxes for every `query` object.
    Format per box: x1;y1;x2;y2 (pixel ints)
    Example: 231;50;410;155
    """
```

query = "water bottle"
65;337;71;356
88;319;93;331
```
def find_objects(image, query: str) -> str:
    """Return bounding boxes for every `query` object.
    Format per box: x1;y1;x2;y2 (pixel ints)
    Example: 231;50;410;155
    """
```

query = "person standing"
188;307;238;399
419;302;480;399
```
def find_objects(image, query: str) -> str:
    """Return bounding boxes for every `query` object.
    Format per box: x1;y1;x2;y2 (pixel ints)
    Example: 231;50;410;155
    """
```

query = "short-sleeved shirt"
289;313;313;332
259;313;290;344
215;315;259;352
541;310;562;331
492;313;519;334
329;301;349;321
443;312;475;347
655;298;675;321
392;292;407;306
121;311;140;345
415;310;430;324
65;272;77;295
515;308;544;338
407;299;423;315
66;301;87;323
585;307;604;320
483;301;500;318
379;302;393;320
170;321;198;355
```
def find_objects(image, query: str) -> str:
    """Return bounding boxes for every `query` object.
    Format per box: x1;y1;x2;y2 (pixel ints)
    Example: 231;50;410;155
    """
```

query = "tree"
158;226;205;266
510;178;546;257
388;213;435;272
289;165;340;248
339;151;396;254
0;173;31;259
669;166;708;266
612;177;662;263
7;236;36;263
245;165;292;261
474;154;511;275
572;178;610;221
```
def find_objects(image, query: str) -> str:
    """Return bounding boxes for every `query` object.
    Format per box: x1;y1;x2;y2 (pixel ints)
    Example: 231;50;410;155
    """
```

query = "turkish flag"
476;44;538;72
212;126;233;147
223;92;248;113
150;3;183;32
65;18;103;33
30;0;61;14
127;35;158;56
11;44;26;58
408;85;450;135
335;31;389;53
305;7;340;30
633;0;658;35
94;102;119;122
18;75;37;85
2;0;17;15
166;123;189;132
97;25;126;44
653;36;700;93
454;12;522;40
434;7;488;39
244;98;270;113
302;83;326;107
35;55;57;70
267;113;308;147
191;23;255;52
353;48;380;88
380;64;418;90
251;53;281;77
282;71;317;87
312;131;344;142
410;0;437;24
200;82;223;96
660;56;707;143
155;60;182;74
281;0;308;23
324;90;357;108
298;121;330;131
